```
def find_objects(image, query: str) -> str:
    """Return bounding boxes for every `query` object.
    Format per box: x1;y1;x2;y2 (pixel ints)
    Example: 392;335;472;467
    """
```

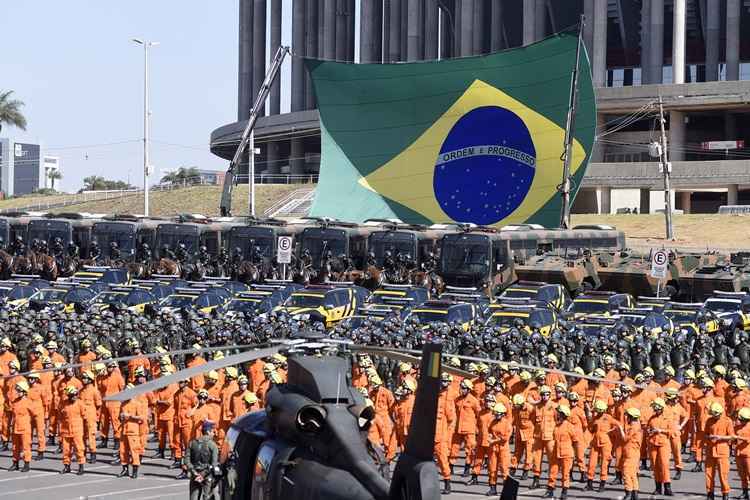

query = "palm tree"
160;170;178;184
47;169;63;191
0;91;27;133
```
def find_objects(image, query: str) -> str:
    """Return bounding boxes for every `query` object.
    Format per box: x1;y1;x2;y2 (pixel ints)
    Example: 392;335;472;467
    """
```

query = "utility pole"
559;15;584;229
132;38;159;217
657;95;675;240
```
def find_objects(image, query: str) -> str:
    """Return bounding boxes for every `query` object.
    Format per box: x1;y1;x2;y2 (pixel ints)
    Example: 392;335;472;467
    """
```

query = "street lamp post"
132;38;159;216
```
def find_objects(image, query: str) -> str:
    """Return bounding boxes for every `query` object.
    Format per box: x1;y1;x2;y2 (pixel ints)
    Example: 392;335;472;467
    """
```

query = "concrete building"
43;156;60;190
0;138;49;197
210;0;750;214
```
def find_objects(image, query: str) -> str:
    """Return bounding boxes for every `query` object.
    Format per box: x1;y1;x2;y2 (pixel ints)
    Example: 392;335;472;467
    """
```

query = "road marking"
133;491;184;500
65;482;185;499
0;465;111;483
0;478;113;496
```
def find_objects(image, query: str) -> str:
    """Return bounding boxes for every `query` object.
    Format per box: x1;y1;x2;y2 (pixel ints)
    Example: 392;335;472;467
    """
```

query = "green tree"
47;169;63;191
80;176;135;192
0;90;27;133
160;166;201;185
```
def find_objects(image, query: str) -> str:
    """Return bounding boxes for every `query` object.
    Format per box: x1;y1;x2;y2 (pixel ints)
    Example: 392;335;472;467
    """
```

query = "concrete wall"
648;189;676;214
610;188;642;213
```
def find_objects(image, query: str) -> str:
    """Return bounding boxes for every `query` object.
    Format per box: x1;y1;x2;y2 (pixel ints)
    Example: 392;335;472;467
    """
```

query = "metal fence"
233;173;319;184
718;205;750;215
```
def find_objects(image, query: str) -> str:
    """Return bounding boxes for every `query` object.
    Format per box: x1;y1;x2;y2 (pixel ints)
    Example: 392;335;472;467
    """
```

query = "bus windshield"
301;230;347;265
27;221;71;246
440;234;490;276
157;225;199;253
368;232;416;266
230;229;275;259
92;223;136;253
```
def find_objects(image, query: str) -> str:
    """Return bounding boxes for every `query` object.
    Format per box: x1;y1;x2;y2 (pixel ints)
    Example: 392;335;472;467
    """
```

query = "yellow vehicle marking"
492;311;530;318
412;309;448;314
291;293;325;298
574;299;609;304
373;290;405;296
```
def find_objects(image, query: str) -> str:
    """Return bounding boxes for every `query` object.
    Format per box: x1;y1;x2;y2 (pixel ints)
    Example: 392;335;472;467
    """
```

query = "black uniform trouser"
190;475;218;500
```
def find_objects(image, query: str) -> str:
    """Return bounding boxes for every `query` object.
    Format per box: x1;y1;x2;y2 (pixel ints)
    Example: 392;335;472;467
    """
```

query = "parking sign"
277;236;293;264
651;249;668;279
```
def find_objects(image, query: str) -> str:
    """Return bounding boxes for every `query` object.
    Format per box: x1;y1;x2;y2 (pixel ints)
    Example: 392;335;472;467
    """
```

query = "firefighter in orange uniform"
247;358;266;393
45;341;66;365
26;372;47;459
567;391;588;481
681;369;701;454
568;367;588;400
646;398;674;496
99;359;124;450
118;384;146;479
76;339;97;373
203;370;223;421
125;341;149;384
713;366;729;399
190;389;221;441
469;393;496;486
59;385;86;475
393;380;416;451
729;378;750;419
154;364;178;460
586;399;618;491
367;376;396;460
544;354;566;388
9;380;33;472
694;377;721;471
186;345;207;391
241;392;260;413
704;402;734;500
2;359;24;448
79;370;102;463
620;407;643;500
230;376;256;420
173;379;197;476
546;404;577;500
735;407;750;500
218;367;239;443
486;402;512;496
530;385;556;490
451;379;480;476
436;373;456;494
664;388;687;480
510;393;534;479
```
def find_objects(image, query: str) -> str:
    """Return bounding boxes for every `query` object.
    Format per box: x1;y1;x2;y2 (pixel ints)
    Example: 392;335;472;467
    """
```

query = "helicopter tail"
388;342;442;500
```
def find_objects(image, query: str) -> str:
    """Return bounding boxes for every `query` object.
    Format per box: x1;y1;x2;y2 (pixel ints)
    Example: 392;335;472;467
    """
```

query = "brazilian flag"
306;32;595;227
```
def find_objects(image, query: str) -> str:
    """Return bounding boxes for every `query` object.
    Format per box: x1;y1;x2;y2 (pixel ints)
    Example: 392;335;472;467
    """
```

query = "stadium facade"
210;0;750;215
0;138;58;197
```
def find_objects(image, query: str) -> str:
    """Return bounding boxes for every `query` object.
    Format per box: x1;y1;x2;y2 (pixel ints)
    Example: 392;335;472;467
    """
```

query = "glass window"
251;444;276;500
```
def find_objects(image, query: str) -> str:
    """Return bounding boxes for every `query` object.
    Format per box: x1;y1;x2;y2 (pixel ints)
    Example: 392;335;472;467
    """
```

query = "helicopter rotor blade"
105;346;281;402
351;346;472;379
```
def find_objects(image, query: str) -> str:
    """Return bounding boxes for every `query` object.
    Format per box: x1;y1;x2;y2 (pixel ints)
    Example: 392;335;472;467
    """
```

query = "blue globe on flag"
433;106;537;225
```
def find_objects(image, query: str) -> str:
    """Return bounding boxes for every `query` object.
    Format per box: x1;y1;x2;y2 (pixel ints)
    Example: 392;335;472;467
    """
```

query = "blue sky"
1;0;295;192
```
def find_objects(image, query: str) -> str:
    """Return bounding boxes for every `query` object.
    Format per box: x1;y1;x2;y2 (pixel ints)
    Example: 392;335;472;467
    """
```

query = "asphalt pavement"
0;437;186;500
0;440;739;499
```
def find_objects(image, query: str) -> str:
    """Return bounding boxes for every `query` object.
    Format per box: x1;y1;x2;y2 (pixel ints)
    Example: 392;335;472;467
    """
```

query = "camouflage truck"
683;252;750;300
503;227;626;296
594;249;729;300
514;252;600;296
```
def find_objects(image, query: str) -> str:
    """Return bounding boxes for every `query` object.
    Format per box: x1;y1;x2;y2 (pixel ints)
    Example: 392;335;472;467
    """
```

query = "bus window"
201;232;220;257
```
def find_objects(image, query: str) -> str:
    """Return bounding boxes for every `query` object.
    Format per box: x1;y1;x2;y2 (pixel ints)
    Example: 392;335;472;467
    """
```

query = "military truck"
438;226;514;298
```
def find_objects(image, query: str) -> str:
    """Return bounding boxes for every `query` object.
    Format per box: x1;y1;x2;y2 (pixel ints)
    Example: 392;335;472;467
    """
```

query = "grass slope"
46;184;308;217
572;213;749;250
